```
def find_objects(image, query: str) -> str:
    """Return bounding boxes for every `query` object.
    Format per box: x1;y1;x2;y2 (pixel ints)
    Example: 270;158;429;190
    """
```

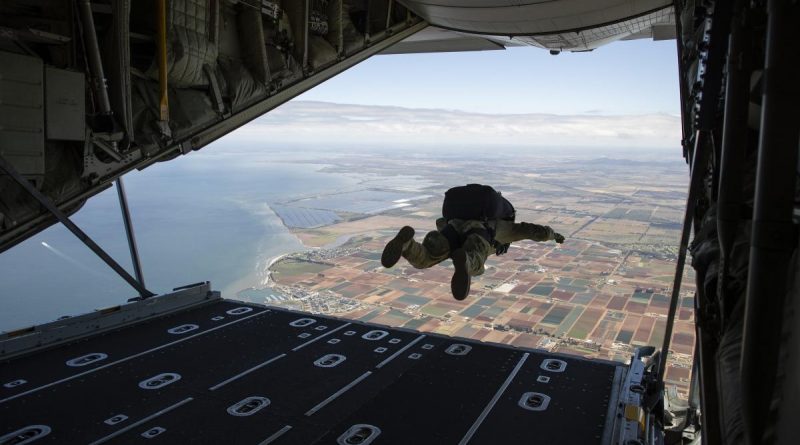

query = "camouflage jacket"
435;218;556;244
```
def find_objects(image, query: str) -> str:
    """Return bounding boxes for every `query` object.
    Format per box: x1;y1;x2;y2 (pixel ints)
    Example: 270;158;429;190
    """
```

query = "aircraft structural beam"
0;155;154;299
658;130;709;385
115;177;146;295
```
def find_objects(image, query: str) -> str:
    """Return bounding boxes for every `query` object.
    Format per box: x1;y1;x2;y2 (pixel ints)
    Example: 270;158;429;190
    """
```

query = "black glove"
554;233;565;244
495;242;510;255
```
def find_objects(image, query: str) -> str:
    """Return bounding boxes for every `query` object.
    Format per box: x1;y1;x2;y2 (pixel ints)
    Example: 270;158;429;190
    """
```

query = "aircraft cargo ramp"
0;283;648;444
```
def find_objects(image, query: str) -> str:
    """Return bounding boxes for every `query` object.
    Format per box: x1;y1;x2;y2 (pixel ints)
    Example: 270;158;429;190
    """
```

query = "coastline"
258;231;357;288
262;252;290;286
240;199;387;299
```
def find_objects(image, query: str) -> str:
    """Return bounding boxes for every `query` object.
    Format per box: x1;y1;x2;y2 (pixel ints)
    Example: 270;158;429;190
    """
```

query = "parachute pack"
442;184;515;223
441;184;515;255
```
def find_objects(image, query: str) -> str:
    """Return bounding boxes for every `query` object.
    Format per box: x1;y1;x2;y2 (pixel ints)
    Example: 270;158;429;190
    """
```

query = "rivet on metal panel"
361;330;388;341
227;396;271;416
540;359;567;373
3;379;27;388
226;307;253;315
104;414;128;425
518;392;551;411
141;427;166;438
290;318;316;327
0;425;52;445
445;344;471;356
337;424;381;445
138;373;181;390
66;353;108;367
167;324;199;334
314;354;346;368
0;425;52;444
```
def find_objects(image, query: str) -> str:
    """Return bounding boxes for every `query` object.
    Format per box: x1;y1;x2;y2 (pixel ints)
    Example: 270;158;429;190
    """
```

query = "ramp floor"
1;300;625;444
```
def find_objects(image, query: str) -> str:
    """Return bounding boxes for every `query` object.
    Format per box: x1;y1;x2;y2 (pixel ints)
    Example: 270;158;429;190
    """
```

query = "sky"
295;39;680;116
235;38;684;151
236;101;680;150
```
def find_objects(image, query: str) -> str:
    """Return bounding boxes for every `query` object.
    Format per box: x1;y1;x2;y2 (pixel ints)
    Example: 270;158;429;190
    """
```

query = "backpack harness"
440;184;515;255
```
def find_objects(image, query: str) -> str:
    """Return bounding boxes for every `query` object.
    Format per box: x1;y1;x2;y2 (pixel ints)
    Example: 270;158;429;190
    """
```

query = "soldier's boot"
450;248;471;301
381;226;415;268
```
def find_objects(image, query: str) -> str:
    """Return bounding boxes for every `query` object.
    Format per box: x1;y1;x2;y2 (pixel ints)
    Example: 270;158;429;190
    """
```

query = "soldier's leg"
402;230;450;269
461;232;493;276
449;230;492;301
381;226;415;268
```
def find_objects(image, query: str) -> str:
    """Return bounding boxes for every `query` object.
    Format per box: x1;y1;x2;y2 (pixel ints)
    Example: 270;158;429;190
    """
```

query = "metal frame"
668;1;800;443
716;0;752;323
671;0;691;161
658;129;709;382
660;4;733;443
116;177;146;293
741;0;800;441
0;155;154;298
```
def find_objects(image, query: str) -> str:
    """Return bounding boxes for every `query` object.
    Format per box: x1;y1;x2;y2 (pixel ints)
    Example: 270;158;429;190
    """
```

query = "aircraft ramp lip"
0;282;218;361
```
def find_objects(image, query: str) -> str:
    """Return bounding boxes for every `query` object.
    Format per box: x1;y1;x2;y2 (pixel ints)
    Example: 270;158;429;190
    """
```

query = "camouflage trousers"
402;220;494;276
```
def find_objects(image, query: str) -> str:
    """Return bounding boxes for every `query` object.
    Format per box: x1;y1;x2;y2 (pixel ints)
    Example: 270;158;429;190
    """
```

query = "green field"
271;259;331;276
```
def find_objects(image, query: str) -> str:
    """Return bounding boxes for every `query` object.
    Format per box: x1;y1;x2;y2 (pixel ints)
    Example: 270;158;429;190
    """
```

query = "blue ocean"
0;144;360;331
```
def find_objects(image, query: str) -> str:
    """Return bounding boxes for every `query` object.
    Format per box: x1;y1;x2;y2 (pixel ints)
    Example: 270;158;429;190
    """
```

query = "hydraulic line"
77;0;112;115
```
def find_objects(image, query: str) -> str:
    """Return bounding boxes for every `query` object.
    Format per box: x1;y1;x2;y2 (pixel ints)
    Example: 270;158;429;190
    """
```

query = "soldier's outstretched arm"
510;222;564;243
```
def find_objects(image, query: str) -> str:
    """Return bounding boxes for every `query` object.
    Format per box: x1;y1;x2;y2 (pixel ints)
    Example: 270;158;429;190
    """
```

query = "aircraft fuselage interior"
1;1;798;444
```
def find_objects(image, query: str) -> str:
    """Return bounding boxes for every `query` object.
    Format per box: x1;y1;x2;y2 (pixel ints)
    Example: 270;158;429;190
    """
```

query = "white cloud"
229;101;681;149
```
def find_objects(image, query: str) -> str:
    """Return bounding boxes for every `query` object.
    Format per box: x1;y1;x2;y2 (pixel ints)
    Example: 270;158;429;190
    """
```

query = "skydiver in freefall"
381;184;565;300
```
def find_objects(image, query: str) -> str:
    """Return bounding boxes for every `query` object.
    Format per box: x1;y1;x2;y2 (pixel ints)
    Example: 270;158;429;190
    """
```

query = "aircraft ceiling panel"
508;6;675;51
398;0;672;35
388;6;674;54
381;36;507;54
381;27;513;54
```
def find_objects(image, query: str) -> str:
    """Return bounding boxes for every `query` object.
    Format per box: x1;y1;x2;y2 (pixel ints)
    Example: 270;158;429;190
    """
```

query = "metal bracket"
204;64;228;117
